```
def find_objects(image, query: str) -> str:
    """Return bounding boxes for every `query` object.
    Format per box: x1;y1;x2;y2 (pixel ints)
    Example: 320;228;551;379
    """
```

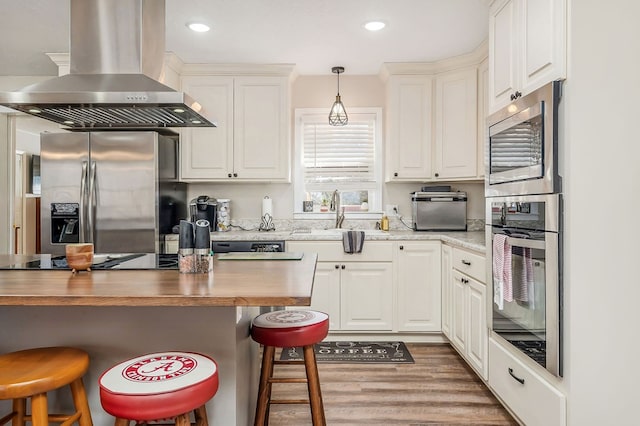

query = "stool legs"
30;393;48;426
254;345;276;426
254;345;326;426
11;398;26;425
303;345;326;426
194;405;209;425
70;377;93;426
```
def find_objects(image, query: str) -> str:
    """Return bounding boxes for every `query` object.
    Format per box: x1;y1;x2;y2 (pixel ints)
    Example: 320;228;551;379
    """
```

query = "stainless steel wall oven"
486;81;562;197
486;193;563;377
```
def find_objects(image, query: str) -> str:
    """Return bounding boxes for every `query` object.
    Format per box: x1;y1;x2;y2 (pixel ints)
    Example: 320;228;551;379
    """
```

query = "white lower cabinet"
396;241;442;332
489;337;566;426
287;241;393;332
446;246;488;380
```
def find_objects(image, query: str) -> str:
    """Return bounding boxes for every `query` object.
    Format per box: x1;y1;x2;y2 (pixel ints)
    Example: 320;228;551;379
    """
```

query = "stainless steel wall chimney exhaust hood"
0;0;215;129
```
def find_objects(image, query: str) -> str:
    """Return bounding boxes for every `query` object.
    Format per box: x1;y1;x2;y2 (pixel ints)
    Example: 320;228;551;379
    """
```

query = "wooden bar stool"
99;351;218;426
251;310;329;426
0;346;93;426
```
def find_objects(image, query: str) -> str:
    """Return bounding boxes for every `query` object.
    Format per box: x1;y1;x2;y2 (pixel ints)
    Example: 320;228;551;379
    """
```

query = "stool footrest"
274;360;305;365
268;377;308;384
270;399;310;405
0;412;16;424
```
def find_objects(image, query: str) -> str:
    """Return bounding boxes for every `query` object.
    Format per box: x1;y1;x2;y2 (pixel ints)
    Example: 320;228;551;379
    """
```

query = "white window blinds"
301;113;376;185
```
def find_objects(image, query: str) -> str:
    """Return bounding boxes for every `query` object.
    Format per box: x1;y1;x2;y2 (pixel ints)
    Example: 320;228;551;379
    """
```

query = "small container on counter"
178;220;195;274
194;219;213;273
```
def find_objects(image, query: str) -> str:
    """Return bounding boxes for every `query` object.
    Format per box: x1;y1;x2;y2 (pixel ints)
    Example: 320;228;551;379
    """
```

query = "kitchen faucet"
330;189;345;228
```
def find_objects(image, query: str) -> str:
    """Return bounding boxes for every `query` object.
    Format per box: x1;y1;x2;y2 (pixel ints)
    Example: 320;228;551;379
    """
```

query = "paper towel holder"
259;196;276;232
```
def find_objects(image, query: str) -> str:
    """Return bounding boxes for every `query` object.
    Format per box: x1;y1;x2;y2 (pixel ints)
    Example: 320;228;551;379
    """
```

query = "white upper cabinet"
180;72;291;182
489;0;566;113
383;45;486;183
434;68;478;180
180;76;234;180
386;75;433;181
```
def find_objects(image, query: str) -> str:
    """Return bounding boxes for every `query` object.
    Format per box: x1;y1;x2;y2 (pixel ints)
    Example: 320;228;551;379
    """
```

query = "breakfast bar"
0;253;317;425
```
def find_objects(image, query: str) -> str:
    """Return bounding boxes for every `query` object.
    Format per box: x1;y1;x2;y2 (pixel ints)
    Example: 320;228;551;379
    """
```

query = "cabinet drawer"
452;247;485;282
489;338;565;426
287;241;393;262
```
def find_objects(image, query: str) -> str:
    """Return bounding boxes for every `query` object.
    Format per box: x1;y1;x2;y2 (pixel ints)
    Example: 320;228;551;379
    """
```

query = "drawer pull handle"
461;260;471;266
508;368;525;385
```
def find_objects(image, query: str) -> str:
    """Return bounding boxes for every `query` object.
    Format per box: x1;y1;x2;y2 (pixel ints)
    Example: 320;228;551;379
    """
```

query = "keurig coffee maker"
189;196;217;231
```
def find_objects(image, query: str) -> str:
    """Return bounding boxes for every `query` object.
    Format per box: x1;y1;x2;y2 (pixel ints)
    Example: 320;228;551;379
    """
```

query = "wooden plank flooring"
266;343;518;425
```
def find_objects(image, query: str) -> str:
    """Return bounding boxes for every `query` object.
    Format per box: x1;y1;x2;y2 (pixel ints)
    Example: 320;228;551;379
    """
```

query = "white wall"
565;1;640;424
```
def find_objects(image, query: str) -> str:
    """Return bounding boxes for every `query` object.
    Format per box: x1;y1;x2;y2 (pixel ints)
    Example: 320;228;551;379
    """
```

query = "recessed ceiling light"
364;21;386;31
187;22;210;33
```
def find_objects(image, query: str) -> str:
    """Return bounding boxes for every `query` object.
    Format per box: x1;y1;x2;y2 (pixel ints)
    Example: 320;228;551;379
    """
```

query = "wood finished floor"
265;343;518;426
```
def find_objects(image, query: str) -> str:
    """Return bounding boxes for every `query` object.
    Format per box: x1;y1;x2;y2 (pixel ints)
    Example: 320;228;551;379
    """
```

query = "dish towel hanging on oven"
512;246;534;305
493;234;512;310
343;231;365;254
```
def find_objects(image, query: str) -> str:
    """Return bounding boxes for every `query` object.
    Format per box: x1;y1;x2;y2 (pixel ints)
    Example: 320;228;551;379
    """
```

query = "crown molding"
379;39;488;81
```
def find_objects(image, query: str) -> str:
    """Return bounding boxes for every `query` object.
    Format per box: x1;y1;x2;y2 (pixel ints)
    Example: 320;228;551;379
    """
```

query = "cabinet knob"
461;260;471;266
341;265;346;270
462;278;469;284
515;91;522;99
394;172;398;177
227;173;232;178
435;172;439;178
233;173;238;177
399;245;404;250
335;264;340;269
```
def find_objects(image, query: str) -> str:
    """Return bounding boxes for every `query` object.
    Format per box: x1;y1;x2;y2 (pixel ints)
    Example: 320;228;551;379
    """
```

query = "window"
294;108;382;217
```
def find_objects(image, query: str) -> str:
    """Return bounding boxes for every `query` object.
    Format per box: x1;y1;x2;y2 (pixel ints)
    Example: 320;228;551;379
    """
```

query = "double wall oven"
485;81;563;377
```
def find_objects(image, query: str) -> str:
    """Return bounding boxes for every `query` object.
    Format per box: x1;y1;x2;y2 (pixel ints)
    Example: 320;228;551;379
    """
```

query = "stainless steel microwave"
485;81;563;197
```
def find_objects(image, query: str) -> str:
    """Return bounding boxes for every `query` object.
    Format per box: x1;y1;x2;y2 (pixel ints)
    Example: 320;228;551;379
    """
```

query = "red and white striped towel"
492;234;512;310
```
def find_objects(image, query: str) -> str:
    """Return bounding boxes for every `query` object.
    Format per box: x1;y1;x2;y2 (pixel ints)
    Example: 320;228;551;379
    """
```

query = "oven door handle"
505;235;545;250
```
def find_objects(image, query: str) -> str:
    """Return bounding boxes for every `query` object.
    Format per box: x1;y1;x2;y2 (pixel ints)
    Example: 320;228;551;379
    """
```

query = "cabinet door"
434;68;478;179
397;242;442;332
467;276;488;379
520;0;566;94
311;262;341;330
451;271;468;353
441;245;453;338
233;77;290;180
386;76;433;181
340;262;393;331
489;0;518;113
180;76;234;180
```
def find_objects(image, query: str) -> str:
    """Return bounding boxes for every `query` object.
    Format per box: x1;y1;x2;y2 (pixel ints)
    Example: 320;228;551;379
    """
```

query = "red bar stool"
251;310;329;426
99;351;218;426
0;346;93;426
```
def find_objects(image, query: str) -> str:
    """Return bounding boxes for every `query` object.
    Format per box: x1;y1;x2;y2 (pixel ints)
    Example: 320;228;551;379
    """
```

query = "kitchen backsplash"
223;217;485;233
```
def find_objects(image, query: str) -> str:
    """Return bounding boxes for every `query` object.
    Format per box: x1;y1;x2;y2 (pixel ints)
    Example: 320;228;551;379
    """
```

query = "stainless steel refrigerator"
41;131;182;255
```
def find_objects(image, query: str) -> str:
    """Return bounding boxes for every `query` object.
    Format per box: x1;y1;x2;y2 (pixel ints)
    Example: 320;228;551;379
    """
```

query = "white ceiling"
0;0;489;77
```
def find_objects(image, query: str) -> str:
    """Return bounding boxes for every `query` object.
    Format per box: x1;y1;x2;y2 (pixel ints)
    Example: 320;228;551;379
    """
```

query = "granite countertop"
165;229;486;253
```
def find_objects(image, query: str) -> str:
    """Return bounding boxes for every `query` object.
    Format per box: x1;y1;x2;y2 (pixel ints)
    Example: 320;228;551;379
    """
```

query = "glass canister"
216;199;231;231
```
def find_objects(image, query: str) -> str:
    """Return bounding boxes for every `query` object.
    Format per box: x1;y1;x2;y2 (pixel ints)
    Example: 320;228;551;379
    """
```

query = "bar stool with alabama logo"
251;309;329;426
98;351;218;425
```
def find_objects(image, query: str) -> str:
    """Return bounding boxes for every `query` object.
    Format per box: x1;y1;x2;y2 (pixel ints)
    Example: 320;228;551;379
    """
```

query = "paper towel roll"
262;196;273;217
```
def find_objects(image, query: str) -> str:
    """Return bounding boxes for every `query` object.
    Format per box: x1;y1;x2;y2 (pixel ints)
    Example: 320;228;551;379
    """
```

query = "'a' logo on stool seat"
122;354;198;382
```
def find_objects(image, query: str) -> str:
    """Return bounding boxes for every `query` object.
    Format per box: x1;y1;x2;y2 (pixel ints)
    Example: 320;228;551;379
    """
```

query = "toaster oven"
412;191;467;231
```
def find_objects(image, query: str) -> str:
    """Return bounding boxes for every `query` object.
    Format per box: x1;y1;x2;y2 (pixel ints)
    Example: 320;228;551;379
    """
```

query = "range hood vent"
0;0;215;129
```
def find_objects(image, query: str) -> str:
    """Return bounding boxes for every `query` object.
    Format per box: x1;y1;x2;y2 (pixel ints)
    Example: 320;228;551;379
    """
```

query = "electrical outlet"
386;204;399;216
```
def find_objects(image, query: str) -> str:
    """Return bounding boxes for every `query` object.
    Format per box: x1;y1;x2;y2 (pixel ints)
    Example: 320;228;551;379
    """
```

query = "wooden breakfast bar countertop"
0;253;318;307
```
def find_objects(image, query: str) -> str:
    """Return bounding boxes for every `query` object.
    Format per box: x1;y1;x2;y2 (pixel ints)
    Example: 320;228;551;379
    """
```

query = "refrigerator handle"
88;161;97;243
80;161;88;242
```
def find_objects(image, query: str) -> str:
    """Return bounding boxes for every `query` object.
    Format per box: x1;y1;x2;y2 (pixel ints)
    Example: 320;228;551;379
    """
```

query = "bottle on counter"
381;215;390;231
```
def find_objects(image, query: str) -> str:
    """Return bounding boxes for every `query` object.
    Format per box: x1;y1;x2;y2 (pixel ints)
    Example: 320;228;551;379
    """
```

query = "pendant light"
328;66;348;126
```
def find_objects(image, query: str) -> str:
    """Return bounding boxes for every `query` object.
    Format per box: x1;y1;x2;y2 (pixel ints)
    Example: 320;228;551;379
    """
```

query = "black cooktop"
0;254;178;270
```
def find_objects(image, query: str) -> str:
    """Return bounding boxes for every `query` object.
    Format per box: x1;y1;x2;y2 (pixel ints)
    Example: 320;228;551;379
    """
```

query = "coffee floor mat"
279;341;414;363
